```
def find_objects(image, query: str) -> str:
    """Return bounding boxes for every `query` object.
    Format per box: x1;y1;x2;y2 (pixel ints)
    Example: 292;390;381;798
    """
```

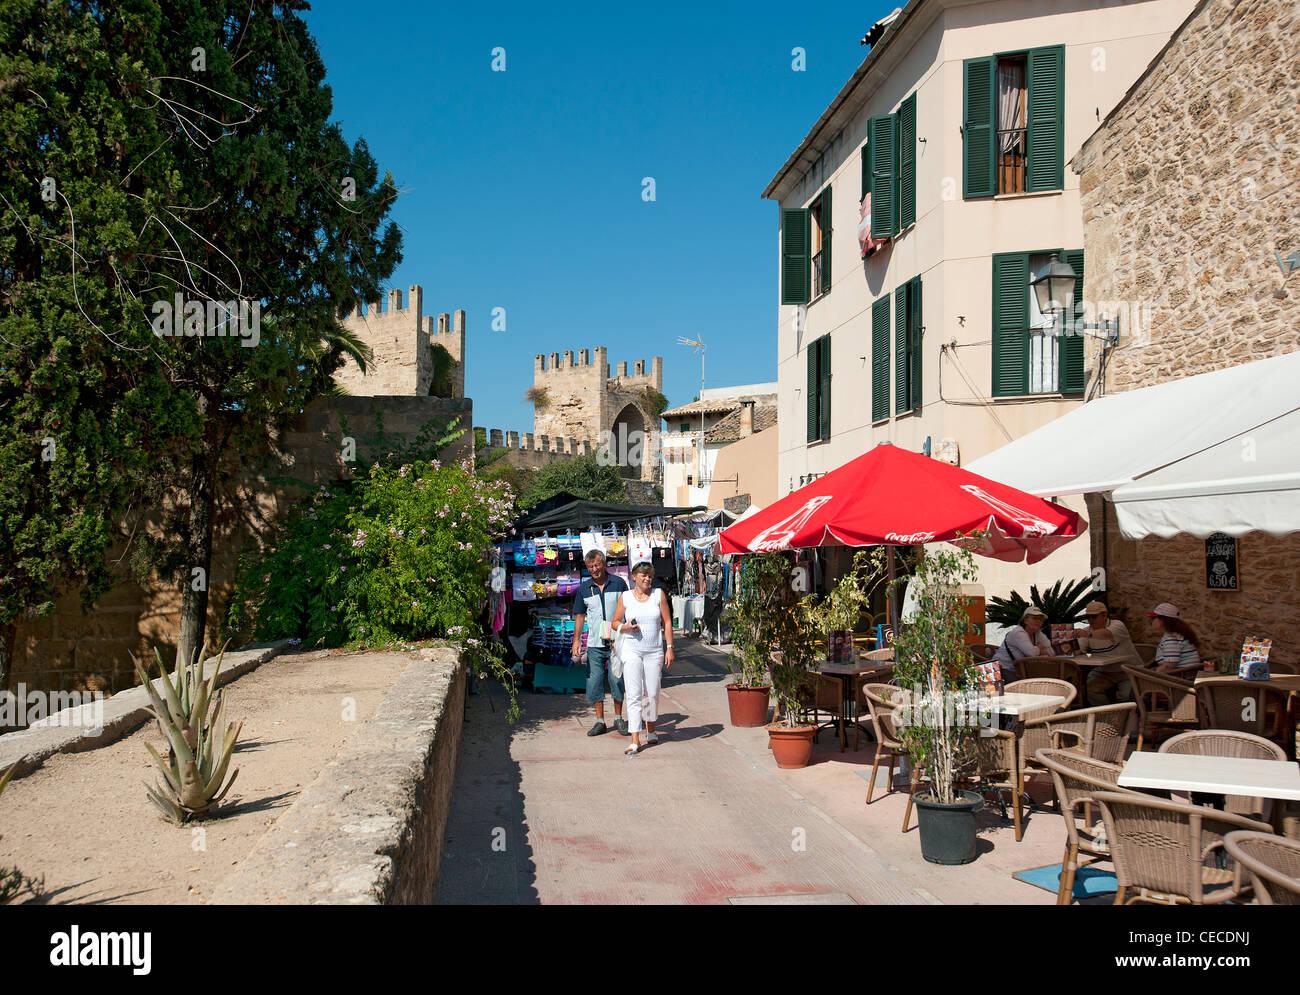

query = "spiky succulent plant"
132;644;243;823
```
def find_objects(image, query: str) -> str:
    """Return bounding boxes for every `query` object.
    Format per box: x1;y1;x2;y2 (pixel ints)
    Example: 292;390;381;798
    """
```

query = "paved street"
436;640;1075;904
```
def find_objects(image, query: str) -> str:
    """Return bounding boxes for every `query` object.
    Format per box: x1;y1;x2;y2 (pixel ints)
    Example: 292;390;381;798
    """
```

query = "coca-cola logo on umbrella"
749;495;833;552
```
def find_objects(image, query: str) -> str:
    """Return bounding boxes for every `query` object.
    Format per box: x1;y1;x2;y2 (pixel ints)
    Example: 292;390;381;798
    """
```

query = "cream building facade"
766;0;1197;600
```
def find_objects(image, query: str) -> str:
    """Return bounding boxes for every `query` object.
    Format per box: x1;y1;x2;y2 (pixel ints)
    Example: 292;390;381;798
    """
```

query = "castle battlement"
337;285;464;399
475;427;594;457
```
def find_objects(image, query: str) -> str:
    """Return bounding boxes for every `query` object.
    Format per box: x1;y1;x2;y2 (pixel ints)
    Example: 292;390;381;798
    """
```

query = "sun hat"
1084;600;1109;616
1021;606;1048;622
1146;602;1180;619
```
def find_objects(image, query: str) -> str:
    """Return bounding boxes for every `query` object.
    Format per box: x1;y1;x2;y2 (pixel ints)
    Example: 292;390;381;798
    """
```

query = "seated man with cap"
991;606;1053;682
1073;600;1140;706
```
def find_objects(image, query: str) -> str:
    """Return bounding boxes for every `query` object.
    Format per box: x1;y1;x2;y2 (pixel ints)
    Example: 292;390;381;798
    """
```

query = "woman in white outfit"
610;562;674;755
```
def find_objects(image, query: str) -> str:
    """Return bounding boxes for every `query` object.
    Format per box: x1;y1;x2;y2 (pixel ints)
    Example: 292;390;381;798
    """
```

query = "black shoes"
615;717;629;736
587;721;608;737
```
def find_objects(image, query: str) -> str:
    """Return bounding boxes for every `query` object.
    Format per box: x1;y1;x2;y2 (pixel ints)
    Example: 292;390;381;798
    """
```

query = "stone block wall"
1074;0;1299;395
1074;0;1300;663
9;396;473;697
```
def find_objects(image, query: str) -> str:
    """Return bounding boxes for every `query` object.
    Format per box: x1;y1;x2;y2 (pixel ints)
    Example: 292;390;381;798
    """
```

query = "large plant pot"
726;684;772;727
767;723;817;769
914;790;983;865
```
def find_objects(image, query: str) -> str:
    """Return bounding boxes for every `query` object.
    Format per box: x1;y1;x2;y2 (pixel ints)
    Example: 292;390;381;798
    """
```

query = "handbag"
610;628;628;680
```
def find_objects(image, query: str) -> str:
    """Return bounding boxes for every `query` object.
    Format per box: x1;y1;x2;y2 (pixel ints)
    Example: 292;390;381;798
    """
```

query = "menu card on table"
1239;636;1272;680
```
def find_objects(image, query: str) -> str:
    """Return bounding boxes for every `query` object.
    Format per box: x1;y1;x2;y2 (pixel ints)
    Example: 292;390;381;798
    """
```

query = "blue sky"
306;1;894;432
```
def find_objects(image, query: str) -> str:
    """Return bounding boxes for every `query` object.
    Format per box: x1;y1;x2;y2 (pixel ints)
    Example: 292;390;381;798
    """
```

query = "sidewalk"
436;640;1076;904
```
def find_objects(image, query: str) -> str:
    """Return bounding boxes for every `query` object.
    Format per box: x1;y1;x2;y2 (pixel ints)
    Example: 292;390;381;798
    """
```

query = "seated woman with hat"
1147;603;1203;673
991;606;1052;682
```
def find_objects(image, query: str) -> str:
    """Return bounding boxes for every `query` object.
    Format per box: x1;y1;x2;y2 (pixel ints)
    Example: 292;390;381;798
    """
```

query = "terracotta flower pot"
767;723;817;769
726;684;772;727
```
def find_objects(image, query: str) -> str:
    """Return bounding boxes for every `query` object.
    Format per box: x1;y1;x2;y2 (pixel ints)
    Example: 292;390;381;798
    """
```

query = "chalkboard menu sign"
1205;532;1239;590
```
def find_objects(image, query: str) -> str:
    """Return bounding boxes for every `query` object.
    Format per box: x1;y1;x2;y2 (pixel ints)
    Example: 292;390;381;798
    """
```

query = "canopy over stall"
515;498;706;535
966;351;1300;539
717;443;1083;562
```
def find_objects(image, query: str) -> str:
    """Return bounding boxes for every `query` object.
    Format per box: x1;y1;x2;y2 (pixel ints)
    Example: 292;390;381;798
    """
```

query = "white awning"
966;351;1300;539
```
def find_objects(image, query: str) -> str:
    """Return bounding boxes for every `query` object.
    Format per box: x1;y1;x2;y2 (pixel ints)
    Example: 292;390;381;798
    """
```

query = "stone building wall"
8;397;473;696
335;286;466;399
529;350;664;482
1074;0;1300;661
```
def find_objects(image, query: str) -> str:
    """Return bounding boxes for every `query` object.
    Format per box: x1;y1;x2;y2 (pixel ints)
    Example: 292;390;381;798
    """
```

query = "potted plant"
890;542;986;864
764;590;819;768
720;553;786;727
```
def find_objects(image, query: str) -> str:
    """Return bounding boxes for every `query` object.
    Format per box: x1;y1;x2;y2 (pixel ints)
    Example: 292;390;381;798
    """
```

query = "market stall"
491;497;745;691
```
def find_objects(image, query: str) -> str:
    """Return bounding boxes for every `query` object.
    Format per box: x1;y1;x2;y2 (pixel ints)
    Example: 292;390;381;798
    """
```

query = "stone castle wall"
8;396;472;697
1075;0;1300;661
335;286;465;398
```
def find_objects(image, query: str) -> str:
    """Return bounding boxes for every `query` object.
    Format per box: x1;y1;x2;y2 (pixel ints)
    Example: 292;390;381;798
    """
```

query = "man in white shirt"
1074;600;1140;706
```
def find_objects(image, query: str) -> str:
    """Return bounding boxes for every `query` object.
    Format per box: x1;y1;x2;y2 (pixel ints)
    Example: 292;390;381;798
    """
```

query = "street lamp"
1030;253;1119;345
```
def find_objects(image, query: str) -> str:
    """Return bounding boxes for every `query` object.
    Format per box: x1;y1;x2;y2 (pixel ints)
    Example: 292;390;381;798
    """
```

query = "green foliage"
890;543;981;804
429;343;456;398
524;386;550;409
520;454;627;508
986;577;1093;629
132;645;242;823
0;760;44;903
226;458;520;722
799;550;885;641
644;390;670;416
722;553;816;724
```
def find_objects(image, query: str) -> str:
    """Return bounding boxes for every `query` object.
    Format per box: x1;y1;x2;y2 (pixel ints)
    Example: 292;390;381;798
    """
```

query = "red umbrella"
717;443;1084;563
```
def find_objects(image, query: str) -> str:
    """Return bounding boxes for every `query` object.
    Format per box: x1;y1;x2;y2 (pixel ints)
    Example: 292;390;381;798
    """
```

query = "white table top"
1118;751;1300;801
979;692;1067;716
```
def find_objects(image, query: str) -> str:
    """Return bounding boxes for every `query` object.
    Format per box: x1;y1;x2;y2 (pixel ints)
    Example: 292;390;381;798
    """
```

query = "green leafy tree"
520;453;627;508
0;1;200;689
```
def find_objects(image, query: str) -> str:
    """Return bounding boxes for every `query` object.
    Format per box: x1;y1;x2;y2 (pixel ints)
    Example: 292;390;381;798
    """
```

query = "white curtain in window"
1028;254;1059;392
998;61;1025;155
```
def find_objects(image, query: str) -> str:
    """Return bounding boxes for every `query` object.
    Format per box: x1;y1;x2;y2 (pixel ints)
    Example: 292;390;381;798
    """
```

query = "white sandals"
624;742;640;756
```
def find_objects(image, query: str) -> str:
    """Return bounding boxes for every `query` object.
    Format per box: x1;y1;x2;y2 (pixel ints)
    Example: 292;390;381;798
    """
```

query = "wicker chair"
1133;643;1158;666
969;643;999;663
1268;661;1297;675
965;729;1030;841
1018;657;1086;698
1009;678;1077;770
1158;729;1285;821
1196;682;1296;759
800;673;850;750
1093;791;1273;905
1037;749;1146;905
1125;665;1198;752
860;683;921;832
1224;831;1300;904
1022;701;1136;764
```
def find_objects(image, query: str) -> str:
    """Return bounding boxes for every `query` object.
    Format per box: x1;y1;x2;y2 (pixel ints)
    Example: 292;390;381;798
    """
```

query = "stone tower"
335;285;465;398
530;349;664;482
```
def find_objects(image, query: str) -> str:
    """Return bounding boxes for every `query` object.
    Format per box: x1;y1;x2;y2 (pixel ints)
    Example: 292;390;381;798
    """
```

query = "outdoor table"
894;691;1065;731
817;660;892;751
1037;652;1138;700
1118;750;1300;801
1194;672;1300;694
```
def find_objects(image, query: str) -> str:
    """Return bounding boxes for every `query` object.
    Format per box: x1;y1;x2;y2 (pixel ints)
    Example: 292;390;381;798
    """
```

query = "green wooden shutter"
819;334;832;440
895;282;909;414
869;115;895;238
909;276;922;411
871;296;890;422
861;139;871;201
992;253;1029;397
898;93;916;230
963;57;996;198
819;185;832;296
1060;249;1085;393
806;338;819;442
781;208;811;305
1026;46;1064;193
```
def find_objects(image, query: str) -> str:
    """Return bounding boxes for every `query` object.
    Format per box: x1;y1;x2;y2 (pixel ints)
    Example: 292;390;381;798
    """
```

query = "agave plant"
986;577;1095;629
131;644;243;823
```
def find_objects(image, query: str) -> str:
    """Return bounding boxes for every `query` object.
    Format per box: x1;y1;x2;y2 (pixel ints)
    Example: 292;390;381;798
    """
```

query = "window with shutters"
894;277;922;414
992;249;1084;397
965;46;1063;198
870;295;890;423
810;185;832;299
805;334;832;444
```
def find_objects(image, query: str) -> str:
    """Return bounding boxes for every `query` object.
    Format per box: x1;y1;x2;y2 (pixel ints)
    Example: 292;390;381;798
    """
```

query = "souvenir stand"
496;497;716;692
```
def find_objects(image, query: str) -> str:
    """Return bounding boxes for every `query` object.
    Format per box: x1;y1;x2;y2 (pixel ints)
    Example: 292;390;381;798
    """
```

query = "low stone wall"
208;646;466;904
0;641;289;780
